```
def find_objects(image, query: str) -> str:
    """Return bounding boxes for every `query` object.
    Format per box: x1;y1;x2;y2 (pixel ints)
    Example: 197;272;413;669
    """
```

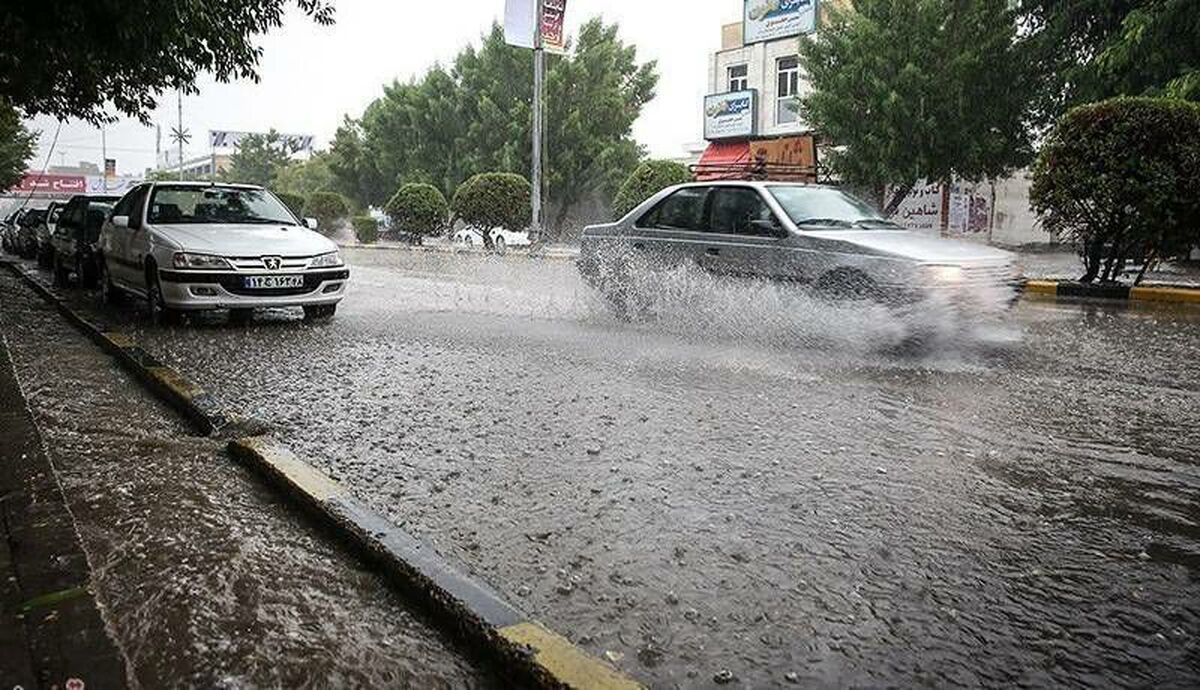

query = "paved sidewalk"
0;333;130;688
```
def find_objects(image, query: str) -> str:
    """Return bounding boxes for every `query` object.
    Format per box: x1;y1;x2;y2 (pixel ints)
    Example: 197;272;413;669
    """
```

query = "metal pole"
530;0;544;245
177;90;185;181
100;127;107;191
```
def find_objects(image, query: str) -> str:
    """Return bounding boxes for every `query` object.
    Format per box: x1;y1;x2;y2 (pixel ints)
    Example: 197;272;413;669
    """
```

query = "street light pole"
530;0;545;246
177;90;185;181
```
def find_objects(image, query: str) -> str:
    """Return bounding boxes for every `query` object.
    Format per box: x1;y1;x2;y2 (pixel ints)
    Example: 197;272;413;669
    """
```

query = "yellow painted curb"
147;366;205;400
102;332;135;349
498;622;643;690
235;438;345;502
1023;280;1059;295
1130;286;1200;305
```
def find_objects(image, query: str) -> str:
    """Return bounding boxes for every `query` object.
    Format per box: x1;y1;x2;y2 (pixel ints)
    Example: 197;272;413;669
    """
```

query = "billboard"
505;0;569;54
208;131;314;152
13;173;87;195
744;0;817;44
704;90;758;140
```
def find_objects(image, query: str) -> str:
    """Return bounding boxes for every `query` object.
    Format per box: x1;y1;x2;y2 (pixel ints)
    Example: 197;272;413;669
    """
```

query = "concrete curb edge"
1;261;250;437
340;242;580;263
227;436;642;689
1023;279;1200;305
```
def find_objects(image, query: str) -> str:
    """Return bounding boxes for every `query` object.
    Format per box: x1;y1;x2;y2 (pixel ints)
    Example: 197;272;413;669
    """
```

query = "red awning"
693;141;750;181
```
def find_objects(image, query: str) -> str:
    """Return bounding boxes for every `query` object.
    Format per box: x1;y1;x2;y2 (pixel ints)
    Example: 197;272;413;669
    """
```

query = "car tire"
52;255;70;286
147;268;182;325
99;260;122;305
303;304;337;320
493;235;507;255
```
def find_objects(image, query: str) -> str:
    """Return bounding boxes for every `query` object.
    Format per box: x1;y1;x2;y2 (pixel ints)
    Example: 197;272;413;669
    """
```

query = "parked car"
15;208;47;259
35;201;66;268
452;225;532;254
49;195;121;287
97;182;349;322
577;181;1019;316
0;209;22;253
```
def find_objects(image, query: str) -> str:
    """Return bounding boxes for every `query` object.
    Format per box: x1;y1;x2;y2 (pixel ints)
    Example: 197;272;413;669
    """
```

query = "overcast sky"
26;0;742;177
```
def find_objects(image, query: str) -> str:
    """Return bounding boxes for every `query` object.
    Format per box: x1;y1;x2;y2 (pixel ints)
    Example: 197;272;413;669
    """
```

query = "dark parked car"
16;208;47;259
36;201;66;268
49;195;120;287
0;209;22;253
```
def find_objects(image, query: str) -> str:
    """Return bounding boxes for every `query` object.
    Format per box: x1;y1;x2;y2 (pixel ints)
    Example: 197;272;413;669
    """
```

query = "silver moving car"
578;181;1019;315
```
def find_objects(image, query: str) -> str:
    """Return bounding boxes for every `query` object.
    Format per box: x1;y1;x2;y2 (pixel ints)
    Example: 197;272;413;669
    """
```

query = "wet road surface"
0;271;495;688
11;249;1200;687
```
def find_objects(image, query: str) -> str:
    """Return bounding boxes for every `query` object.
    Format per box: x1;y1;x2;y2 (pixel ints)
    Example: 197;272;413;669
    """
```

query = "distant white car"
98;181;349;322
452;226;531;254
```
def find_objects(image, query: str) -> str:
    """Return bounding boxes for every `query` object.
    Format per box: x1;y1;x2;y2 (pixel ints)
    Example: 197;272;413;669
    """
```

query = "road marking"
498;621;643;690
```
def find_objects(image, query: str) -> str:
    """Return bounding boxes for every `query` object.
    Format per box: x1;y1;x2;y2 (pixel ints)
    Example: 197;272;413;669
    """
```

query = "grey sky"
26;0;742;177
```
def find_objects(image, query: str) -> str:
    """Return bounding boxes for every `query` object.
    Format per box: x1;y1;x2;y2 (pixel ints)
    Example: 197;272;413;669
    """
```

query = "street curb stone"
1;261;257;437
341;242;580;262
1;259;641;689
228;436;642;690
1023;279;1200;305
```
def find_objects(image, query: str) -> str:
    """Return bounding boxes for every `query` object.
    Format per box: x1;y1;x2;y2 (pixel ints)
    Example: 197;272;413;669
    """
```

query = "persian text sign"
890;182;944;234
704;91;758;140
14;173;86;194
541;0;568;54
744;0;816;44
505;0;569;53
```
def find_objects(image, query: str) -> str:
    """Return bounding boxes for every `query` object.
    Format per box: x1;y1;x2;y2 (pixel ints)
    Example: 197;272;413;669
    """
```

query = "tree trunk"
1134;248;1156;286
882;182;915;218
1081;240;1103;283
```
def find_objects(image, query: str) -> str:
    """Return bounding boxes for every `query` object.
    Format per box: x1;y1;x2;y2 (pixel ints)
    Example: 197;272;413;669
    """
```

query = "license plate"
243;275;304;289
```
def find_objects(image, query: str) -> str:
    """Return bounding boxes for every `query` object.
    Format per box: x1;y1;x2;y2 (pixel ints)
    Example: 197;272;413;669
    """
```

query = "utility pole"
177;91;185;181
530;0;545;246
100;127;107;191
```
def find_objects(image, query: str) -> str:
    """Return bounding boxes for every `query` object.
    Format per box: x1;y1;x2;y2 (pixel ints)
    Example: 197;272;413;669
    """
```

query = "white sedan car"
98;182;349;322
452;225;531;254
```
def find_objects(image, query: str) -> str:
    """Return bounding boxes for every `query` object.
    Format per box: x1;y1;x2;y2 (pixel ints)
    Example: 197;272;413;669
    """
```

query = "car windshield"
767;186;902;230
147;186;297;225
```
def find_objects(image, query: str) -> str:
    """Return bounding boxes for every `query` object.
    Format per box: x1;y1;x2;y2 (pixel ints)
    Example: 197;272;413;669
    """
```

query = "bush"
302;190;351;235
351;215;379;244
274;191;306;218
451;173;531;232
612;160;692;219
385;183;448;239
1031;97;1200;284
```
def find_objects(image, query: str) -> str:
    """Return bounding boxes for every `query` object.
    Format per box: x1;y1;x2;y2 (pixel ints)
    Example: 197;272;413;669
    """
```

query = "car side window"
709;188;776;236
647;188;709;232
112;186;147;221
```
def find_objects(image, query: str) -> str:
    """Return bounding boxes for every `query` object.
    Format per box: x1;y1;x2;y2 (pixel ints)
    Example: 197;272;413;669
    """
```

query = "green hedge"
451;172;531;231
351;215;380;244
302;191;351;235
1031;97;1200;284
385;183;448;237
612;160;692;219
273;191;306;218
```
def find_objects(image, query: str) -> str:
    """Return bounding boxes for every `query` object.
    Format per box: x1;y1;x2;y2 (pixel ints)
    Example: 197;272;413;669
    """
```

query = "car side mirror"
111;215;129;229
305;217;319;231
750;219;787;238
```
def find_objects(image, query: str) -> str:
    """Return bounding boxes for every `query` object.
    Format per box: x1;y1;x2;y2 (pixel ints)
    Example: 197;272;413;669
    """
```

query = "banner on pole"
209;131;314;153
504;0;568;53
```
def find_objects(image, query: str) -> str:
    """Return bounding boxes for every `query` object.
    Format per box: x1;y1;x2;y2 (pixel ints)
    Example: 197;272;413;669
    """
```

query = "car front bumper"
158;268;350;310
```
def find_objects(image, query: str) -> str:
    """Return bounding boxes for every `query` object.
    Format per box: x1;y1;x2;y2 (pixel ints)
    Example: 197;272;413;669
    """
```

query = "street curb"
340;243;580;263
1023;279;1200;305
0;261;255;437
228;436;642;690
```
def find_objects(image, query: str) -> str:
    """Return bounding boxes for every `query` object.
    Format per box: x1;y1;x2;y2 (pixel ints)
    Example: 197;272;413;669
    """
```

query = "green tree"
799;0;1033;214
612;160;692;219
385;183;448;243
0;100;36;191
329;19;656;234
452;173;531;250
273;152;335;198
1030;97;1200;284
0;1;333;123
222;131;294;186
302;191;350;236
351;215;379;244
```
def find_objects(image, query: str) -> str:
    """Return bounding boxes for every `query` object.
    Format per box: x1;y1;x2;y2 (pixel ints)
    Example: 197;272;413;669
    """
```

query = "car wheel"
99;260;122;305
52;255;70;286
147;269;182;325
493;235;508;255
303;304;337;320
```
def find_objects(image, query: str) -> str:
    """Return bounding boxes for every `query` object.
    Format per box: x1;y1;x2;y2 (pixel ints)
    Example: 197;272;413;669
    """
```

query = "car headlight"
173;252;231;270
309;251;343;268
923;264;964;283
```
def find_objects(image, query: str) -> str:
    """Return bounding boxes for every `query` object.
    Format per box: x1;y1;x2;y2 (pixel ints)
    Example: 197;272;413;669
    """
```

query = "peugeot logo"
262;256;283;271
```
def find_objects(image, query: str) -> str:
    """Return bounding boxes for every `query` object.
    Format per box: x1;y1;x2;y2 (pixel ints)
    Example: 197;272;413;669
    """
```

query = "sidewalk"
0;333;129;688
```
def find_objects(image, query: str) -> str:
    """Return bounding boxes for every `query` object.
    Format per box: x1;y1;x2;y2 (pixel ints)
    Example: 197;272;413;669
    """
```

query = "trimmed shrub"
385;183;448;239
351;215;379;244
302;190;351;235
612;160;693;219
1031;97;1200;284
273;191;306;218
451;173;531;232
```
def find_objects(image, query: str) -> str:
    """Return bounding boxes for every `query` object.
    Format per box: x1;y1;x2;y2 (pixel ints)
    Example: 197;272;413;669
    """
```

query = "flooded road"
13;249;1200;687
0;271;495;688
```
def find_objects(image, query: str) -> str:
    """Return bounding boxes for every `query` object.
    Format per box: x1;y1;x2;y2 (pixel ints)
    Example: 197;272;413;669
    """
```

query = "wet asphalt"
7;248;1200;688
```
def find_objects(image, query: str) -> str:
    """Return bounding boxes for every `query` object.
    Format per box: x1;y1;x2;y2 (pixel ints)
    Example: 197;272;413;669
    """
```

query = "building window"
776;56;800;125
728;64;749;92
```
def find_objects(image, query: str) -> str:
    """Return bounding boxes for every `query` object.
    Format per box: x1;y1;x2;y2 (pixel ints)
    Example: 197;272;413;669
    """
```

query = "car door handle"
705;247;720;256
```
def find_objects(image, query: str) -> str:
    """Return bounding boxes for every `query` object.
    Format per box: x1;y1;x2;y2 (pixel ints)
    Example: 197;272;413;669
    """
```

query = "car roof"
147;180;264;190
672;180;829;191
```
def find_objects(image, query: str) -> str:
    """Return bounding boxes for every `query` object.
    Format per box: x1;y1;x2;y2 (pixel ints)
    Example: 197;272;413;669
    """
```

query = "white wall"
710;38;809;138
990;170;1051;247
